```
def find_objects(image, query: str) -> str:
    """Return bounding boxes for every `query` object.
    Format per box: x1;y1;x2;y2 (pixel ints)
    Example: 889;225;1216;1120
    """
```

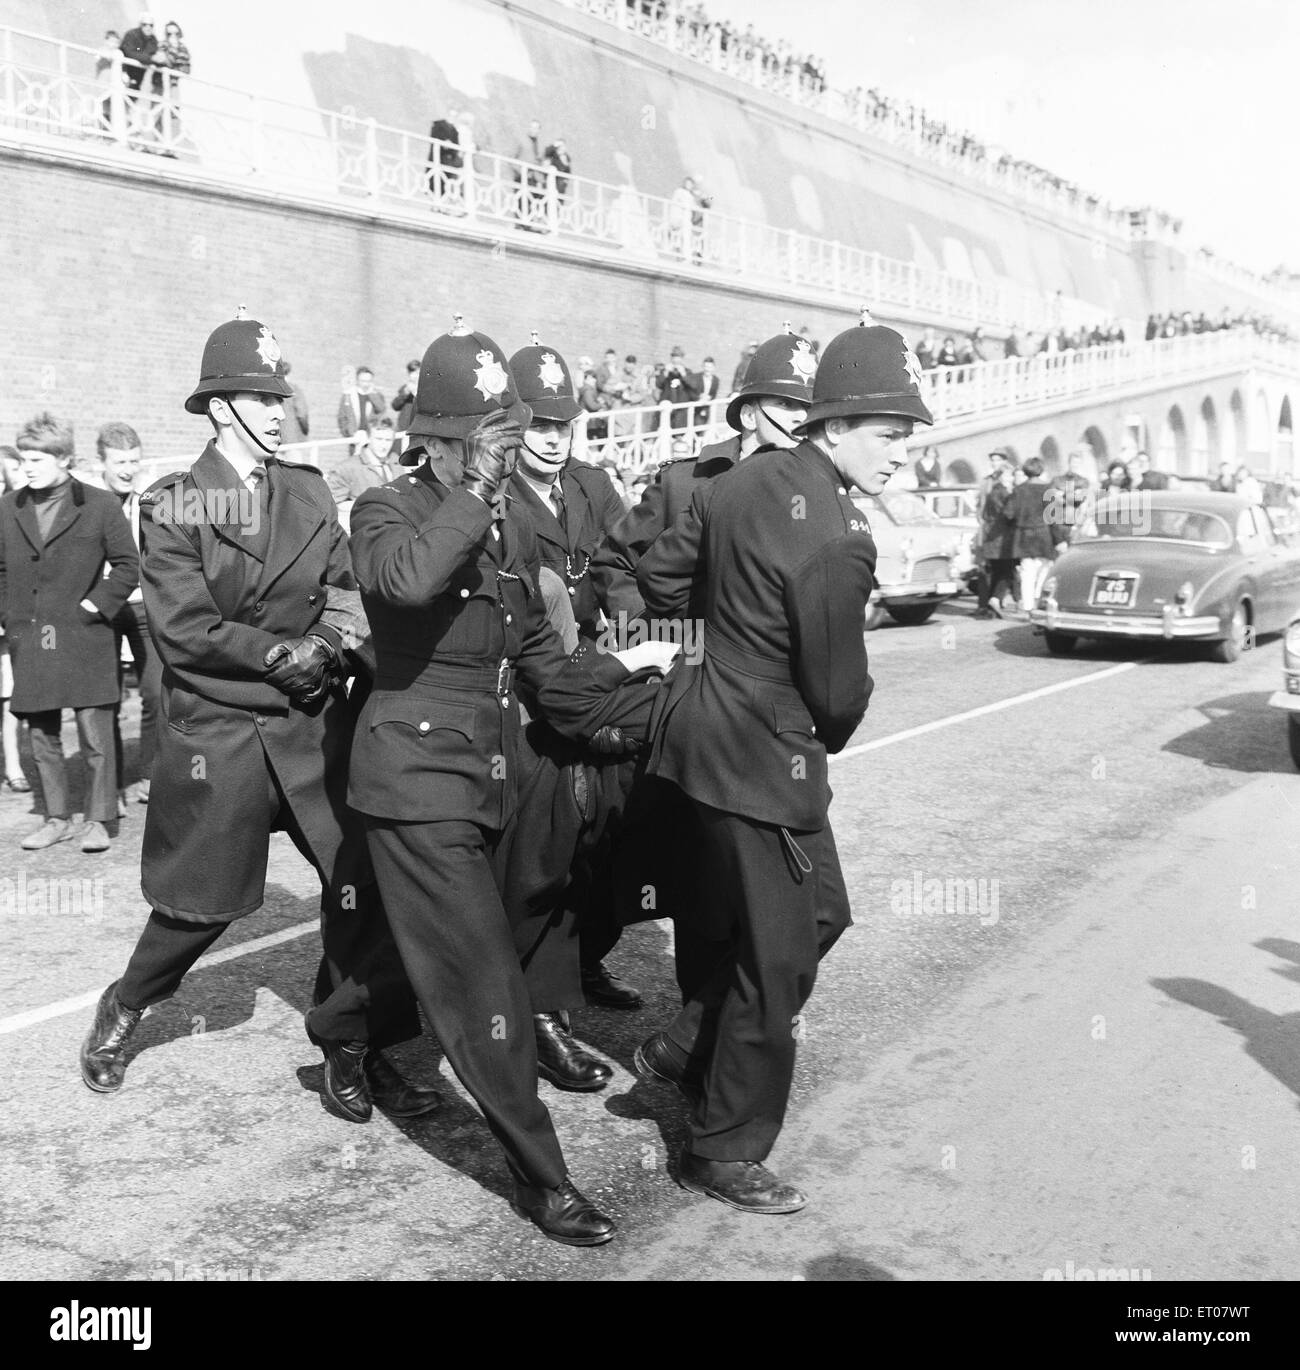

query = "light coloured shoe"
21;818;73;851
80;821;111;854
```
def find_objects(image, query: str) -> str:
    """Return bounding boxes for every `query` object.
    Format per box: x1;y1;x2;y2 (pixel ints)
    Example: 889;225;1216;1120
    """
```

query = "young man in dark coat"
632;315;932;1214
78;314;435;1129
0;414;139;853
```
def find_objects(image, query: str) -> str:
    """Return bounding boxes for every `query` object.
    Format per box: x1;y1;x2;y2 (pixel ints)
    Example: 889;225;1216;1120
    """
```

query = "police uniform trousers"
365;815;568;1189
117;754;420;1051
660;798;852;1162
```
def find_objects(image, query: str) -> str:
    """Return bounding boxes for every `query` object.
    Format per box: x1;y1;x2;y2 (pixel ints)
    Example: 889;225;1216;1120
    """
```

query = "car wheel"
1209;601;1249;663
1044;630;1078;655
1289;716;1300;770
885;603;937;626
864;603;887;632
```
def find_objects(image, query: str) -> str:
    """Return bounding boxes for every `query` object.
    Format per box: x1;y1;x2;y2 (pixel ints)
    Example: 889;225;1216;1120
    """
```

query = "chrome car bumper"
1029;598;1221;639
1268;672;1300;711
872;580;961;604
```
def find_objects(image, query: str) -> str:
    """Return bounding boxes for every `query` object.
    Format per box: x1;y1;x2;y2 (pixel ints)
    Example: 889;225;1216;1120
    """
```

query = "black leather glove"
264;635;334;702
461;410;523;506
589;724;640;756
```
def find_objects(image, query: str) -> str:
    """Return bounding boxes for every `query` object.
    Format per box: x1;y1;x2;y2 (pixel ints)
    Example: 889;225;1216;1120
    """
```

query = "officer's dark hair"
15;412;74;460
96;422;143;458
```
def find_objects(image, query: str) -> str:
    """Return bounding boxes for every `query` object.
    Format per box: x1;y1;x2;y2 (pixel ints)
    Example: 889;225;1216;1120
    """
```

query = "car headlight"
1285;622;1300;658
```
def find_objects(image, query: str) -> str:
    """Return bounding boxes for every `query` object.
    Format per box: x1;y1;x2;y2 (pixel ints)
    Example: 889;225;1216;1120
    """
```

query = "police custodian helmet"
184;306;294;414
508;332;582;422
725;324;818;431
796;308;934;431
405;314;532;446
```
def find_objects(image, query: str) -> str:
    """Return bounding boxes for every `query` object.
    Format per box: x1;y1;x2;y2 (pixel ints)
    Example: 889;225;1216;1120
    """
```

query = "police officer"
592;325;818;623
587;326;819;1006
79;312;437;1127
632;312;932;1213
507;334;644;1014
346;318;617;1246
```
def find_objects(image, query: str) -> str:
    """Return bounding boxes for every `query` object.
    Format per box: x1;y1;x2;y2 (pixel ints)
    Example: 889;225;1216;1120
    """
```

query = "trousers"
28;706;116;822
662;800;852;1162
118;761;419;1049
366;816;567;1188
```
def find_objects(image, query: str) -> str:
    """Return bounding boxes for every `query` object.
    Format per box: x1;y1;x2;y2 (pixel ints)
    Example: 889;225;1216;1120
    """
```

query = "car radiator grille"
911;556;951;584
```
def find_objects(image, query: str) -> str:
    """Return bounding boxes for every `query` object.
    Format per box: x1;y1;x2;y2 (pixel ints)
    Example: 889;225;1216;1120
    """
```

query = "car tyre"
1043;630;1078;655
864;603;887;632
1209;601;1249;664
1289;716;1300;771
886;603;938;627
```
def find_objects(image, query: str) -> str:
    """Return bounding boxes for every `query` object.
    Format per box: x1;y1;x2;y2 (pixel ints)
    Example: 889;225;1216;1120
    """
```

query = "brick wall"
1;149;875;467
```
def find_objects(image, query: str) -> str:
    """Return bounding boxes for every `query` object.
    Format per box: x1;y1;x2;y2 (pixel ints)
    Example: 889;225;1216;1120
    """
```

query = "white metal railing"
564;0;1300;319
2;24;1106;336
131;330;1299;484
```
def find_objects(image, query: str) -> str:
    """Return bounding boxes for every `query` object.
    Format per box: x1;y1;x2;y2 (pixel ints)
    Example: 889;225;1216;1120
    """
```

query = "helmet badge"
902;344;925;389
473;349;510;402
536;352;565;393
255;326;282;371
789;339;816;380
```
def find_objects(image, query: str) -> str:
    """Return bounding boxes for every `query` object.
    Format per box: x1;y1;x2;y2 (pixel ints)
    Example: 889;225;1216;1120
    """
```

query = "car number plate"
1091;576;1135;608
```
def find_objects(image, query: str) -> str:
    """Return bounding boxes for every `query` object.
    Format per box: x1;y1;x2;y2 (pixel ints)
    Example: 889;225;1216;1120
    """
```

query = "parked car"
915;484;980;594
851;488;963;628
1267;613;1300;767
1028;492;1300;662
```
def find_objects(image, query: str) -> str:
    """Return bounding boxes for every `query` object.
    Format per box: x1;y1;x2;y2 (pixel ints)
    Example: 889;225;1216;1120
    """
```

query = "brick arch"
1159;404;1189;473
1193;395;1218;473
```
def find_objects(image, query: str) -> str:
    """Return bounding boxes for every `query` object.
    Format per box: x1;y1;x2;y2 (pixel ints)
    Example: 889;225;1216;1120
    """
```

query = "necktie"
551;482;566;525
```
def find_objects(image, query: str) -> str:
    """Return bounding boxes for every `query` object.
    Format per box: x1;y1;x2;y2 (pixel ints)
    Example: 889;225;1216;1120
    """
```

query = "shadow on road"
803;1253;896;1280
1151;971;1300;1104
1160;692;1291;774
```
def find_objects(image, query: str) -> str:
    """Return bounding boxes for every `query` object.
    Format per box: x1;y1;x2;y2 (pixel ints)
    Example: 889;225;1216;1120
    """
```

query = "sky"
702;0;1300;274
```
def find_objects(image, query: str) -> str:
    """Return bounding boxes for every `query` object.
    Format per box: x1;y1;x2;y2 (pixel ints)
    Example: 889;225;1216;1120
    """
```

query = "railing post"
364;117;380;197
545;166;560;234
108;53;128;146
462;142;478;222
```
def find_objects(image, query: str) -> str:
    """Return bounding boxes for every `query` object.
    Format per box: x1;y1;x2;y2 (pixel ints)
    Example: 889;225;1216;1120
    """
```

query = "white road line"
0;921;317;1036
3;659;1139;1036
830;660;1139;764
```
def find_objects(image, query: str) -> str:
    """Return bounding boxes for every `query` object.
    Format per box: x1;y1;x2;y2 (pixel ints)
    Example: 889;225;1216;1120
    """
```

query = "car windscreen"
1075;507;1233;547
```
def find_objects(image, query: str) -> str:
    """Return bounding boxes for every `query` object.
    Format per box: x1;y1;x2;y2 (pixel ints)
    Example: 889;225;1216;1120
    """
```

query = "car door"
1256;505;1300;630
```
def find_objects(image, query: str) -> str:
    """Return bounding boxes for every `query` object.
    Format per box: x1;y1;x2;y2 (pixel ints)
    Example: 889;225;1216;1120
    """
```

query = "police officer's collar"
796;438;851;493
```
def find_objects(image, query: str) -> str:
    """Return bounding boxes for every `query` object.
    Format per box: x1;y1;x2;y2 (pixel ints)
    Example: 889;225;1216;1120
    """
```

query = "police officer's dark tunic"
636;440;873;1163
115;445;418;1049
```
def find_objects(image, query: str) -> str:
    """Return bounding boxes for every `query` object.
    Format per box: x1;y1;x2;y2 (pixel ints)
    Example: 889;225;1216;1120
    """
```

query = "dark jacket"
975;478;1017;561
119;26;157;89
346;464;573;829
508;458;626;638
0;479;138;713
136;444;356;922
591;434;739;621
638;441;876;831
428;118;462;167
656;365;701;408
1010;479;1059;560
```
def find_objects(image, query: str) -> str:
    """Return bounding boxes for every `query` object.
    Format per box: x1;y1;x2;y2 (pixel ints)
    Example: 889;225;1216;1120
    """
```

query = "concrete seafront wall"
0;150;870;458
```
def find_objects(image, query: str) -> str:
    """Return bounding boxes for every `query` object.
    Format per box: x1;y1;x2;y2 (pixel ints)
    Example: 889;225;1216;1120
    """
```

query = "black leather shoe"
677;1150;807;1214
511;1176;617;1246
581;960;643;1009
320;1039;372;1123
365;1052;443;1118
80;981;144;1093
534;1013;613;1091
632;1031;704;1103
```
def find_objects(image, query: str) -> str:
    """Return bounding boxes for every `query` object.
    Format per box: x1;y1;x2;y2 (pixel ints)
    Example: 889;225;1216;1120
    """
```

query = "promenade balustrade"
2;24;1103;336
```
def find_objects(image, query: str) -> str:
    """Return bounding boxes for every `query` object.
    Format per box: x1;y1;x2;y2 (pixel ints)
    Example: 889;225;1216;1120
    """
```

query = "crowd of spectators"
94;13;191;152
1144;308;1294;345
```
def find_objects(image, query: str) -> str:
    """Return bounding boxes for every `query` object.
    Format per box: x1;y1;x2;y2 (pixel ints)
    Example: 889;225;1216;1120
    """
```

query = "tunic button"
418;721;430;733
505;614;513;624
500;697;509;709
460;588;470;599
254;601;265;613
568;587;576;596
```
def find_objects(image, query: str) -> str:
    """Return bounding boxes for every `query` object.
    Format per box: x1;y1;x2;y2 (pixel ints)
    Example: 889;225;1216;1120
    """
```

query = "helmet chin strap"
224;396;277;458
757;399;799;446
